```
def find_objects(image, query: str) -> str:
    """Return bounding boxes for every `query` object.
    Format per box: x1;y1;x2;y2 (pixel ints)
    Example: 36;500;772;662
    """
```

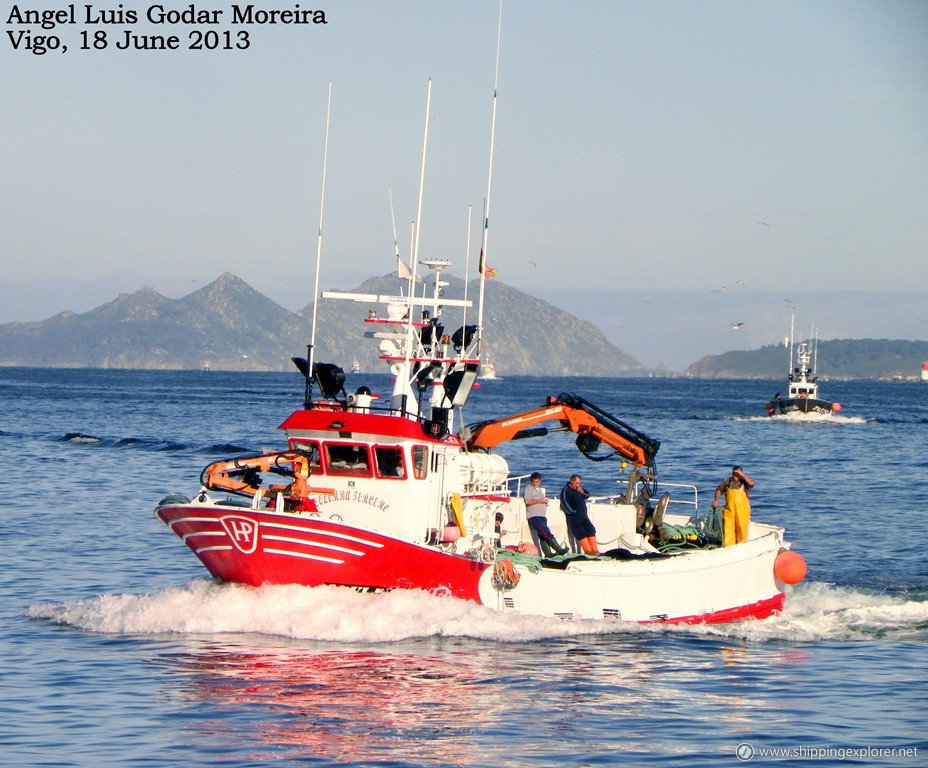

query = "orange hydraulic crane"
463;393;660;470
199;450;334;511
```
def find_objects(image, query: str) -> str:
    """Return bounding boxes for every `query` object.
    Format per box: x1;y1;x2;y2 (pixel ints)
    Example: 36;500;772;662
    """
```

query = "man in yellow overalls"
712;466;755;546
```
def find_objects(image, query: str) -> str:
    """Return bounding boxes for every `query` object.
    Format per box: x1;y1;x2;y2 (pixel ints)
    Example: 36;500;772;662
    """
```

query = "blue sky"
3;1;926;366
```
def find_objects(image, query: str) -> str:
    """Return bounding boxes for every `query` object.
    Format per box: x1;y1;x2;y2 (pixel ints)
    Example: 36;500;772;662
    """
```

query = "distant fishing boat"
478;359;498;380
766;316;841;416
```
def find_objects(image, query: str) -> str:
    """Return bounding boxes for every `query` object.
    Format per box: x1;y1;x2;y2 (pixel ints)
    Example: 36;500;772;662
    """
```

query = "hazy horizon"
4;2;926;369
2;271;924;371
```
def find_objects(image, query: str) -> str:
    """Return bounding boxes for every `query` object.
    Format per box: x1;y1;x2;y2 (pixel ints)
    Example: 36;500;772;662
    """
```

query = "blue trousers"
528;515;558;543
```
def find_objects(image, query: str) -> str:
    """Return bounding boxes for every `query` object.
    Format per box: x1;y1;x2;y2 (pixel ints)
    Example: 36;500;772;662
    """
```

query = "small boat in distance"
478;359;498;380
766;317;841;417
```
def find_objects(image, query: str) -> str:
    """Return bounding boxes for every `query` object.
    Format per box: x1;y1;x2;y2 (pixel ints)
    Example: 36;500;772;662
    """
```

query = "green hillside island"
0;273;924;378
686;339;928;380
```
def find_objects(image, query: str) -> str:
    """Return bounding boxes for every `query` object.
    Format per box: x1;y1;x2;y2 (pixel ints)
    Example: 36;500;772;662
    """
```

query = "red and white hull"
156;499;790;624
156;501;489;602
479;521;788;624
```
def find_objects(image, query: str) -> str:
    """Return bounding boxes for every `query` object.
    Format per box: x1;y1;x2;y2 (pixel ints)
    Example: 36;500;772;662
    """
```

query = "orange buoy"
774;550;807;584
832;403;842;412
441;524;461;543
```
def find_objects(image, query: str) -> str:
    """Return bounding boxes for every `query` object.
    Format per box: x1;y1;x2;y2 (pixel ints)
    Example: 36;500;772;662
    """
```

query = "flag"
397;256;422;282
478;249;498;279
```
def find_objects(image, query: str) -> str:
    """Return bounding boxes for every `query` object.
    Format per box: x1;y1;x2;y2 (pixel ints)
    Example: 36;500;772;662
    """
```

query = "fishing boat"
155;248;806;622
765;317;841;416
155;59;805;623
478;359;498;380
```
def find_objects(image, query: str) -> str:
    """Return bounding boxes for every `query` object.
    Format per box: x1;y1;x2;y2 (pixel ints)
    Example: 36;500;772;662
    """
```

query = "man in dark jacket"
559;474;600;556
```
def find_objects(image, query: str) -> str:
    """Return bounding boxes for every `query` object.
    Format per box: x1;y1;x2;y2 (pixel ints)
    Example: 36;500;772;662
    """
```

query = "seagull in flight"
730;322;744;330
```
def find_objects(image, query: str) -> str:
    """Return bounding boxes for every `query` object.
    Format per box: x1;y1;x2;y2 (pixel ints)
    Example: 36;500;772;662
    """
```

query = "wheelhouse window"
374;446;406;479
324;442;372;476
411;445;428;480
289;440;321;471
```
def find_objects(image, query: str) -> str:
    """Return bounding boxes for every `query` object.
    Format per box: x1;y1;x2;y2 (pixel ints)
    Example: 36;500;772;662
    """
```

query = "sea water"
1;368;926;767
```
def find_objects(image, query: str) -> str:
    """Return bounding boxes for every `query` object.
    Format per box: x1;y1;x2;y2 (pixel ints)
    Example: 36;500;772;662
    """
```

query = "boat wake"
26;579;928;645
668;581;928;643
25;580;620;643
738;413;868;425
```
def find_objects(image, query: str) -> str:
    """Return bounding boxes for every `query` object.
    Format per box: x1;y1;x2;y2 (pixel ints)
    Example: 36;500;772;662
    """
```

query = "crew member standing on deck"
712;465;755;546
524;472;567;557
559;474;600;556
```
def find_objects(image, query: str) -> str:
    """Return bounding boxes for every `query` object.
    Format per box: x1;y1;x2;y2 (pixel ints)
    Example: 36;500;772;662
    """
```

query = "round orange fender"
832;403;842;412
774;550;807;584
442;523;462;543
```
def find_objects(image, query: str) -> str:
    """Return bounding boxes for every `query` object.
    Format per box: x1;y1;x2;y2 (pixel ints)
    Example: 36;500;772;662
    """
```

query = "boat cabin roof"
279;405;462;446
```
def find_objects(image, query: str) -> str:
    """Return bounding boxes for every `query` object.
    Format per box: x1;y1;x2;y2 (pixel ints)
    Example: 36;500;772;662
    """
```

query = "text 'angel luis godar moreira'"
6;4;328;27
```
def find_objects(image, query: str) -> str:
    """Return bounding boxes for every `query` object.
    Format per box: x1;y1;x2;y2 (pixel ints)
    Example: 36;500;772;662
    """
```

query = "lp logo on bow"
219;515;260;554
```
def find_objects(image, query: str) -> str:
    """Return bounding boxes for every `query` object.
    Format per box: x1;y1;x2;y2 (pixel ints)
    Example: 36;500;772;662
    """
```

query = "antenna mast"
461;204;474;328
402;78;432;368
812;322;819;378
305;81;333;407
476;0;503;358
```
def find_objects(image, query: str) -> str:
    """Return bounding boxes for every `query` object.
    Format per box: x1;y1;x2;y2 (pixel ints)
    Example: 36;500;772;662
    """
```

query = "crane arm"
463;393;660;468
200;450;333;500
